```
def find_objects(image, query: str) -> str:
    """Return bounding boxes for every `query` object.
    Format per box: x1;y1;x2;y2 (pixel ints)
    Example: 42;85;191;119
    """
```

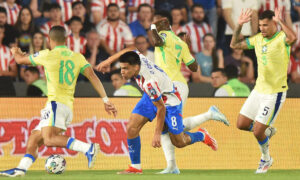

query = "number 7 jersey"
154;30;195;84
29;45;91;110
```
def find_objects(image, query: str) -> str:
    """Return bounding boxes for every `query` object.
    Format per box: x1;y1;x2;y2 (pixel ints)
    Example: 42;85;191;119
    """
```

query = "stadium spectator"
127;0;154;24
194;33;224;83
187;0;221;37
20;31;46;80
171;8;184;35
291;47;300;83
66;16;87;54
183;4;212;54
222;0;259;56
72;1;94;34
135;35;154;62
0;7;17;47
40;3;70;38
111;70;142;96
224;48;254;83
0;25;17;96
91;0;125;25
0;0;21;25
96;3;134;55
292;21;300;52
129;3;153;38
23;66;47;97
211;68;234;97
54;0;83;22
155;0;188;23
14;7;39;53
224;65;251;97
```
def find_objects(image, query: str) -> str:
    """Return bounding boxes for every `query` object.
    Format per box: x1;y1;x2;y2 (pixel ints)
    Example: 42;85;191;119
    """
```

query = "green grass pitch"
0;170;300;180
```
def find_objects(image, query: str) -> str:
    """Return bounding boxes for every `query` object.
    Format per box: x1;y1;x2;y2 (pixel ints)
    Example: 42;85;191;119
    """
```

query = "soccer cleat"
198;128;218;151
255;157;273;174
156;167;180;174
85;143;100;169
265;126;277;139
209;106;230;126
117;166;143;174
0;168;26;177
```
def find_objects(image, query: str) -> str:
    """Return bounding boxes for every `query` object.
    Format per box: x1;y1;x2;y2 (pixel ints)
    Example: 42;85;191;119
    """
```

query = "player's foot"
156;167;180;174
209;106;230;126
265;126;277;139
117;166;142;174
255;157;273;174
85;143;100;169
0;168;26;177
198;128;218;151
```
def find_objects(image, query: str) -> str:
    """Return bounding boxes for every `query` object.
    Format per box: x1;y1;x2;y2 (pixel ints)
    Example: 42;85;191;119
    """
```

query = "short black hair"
225;65;238;79
111;69;122;77
25;66;40;76
67;16;82;25
72;1;85;9
154;10;172;24
212;68;226;76
259;10;275;20
119;51;141;66
50;3;61;10
137;3;152;12
107;3;119;11
0;7;6;15
191;4;204;12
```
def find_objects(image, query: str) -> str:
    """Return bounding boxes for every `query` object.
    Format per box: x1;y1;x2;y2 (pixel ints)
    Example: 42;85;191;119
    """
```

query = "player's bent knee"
126;124;139;138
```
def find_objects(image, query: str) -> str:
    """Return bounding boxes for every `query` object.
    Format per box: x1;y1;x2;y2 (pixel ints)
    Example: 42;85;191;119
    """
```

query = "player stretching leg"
230;9;296;173
0;26;117;177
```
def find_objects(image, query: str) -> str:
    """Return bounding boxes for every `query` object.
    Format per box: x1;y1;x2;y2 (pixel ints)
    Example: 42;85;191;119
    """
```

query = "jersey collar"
264;31;279;42
54;45;68;49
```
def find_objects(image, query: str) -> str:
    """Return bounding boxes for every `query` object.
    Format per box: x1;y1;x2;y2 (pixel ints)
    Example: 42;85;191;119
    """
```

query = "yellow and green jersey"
154;30;195;84
29;45;90;110
246;31;290;94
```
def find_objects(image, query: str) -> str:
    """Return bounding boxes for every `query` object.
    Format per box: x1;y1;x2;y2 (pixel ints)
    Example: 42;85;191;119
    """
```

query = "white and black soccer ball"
45;154;66;174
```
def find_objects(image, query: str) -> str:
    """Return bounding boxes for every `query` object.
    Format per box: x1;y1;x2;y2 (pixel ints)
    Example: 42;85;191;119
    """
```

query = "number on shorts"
171;116;177;127
262;106;270;116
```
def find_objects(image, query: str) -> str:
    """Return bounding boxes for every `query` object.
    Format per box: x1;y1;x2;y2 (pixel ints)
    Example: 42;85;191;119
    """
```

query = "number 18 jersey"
154;30;195;84
29;45;90;109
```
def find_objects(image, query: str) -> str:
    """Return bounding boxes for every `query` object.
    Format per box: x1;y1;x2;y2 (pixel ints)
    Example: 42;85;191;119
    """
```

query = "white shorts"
173;81;189;107
240;90;286;126
34;101;73;131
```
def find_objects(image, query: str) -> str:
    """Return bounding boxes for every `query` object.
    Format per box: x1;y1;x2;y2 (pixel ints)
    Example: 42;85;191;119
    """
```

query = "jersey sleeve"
245;34;257;49
143;80;162;102
181;42;195;66
29;49;50;66
78;54;92;74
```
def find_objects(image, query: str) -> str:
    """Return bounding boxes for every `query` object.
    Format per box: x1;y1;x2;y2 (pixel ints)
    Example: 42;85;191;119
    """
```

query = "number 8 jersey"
29;45;90;110
154;30;195;85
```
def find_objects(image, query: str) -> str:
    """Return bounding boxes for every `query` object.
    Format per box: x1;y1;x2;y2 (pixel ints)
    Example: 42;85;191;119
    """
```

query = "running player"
0;26;117;177
230;8;296;173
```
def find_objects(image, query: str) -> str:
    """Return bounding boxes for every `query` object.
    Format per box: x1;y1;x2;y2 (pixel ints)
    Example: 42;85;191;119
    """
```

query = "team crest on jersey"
33;52;39;57
262;45;267;54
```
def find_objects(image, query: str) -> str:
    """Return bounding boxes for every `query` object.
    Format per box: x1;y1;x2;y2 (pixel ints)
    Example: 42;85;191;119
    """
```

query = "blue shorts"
132;93;183;135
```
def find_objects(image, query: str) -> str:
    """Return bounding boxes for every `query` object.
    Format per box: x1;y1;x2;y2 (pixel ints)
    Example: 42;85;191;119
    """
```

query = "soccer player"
0;26;117;177
230;8;296;173
116;50;218;174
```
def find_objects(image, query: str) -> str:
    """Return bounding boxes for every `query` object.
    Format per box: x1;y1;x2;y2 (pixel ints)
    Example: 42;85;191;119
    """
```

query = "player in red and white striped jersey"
91;0;125;25
0;0;21;25
40;3;70;38
96;4;133;55
259;0;292;28
183;5;212;54
127;0;154;24
66;16;87;54
55;0;82;22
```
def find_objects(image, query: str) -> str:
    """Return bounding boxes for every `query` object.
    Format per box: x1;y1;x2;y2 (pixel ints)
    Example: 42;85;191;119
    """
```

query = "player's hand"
104;101;117;117
96;60;111;73
237;9;253;25
152;133;161;148
273;7;282;23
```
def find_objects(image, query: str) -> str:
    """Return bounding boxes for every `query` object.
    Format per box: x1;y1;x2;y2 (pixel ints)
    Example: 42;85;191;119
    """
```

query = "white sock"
161;133;176;169
183;111;211;131
17;157;33;171
131;164;141;169
259;137;270;161
67;138;91;154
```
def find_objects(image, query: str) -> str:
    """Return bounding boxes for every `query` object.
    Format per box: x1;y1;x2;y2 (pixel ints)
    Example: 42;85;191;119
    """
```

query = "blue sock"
185;131;204;144
258;136;269;145
127;136;141;164
248;122;254;131
66;137;75;149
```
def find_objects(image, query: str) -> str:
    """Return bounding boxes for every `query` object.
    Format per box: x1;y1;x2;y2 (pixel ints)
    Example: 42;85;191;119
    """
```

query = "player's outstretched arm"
230;9;252;49
151;24;164;47
96;46;136;73
152;99;166;148
83;66;117;117
11;47;32;65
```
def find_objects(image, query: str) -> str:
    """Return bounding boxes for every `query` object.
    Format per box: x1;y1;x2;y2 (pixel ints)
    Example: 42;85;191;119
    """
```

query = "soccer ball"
45;154;66;174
